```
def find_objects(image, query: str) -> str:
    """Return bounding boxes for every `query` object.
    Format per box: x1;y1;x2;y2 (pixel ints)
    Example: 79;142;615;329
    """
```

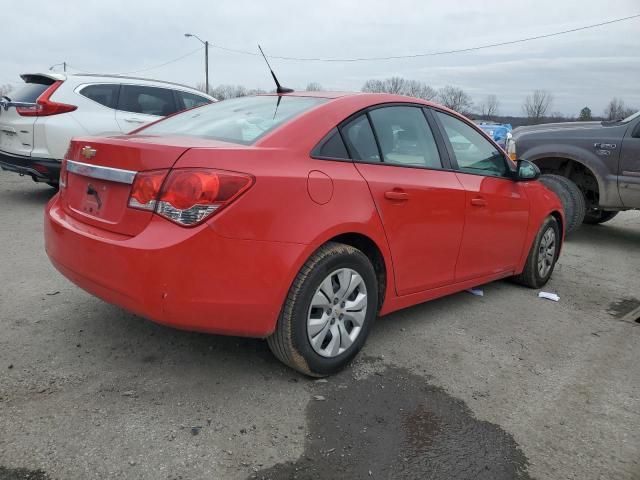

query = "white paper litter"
466;288;484;297
538;291;560;302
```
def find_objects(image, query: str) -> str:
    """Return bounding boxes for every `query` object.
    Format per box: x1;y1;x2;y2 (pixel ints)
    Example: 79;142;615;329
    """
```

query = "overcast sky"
2;0;639;116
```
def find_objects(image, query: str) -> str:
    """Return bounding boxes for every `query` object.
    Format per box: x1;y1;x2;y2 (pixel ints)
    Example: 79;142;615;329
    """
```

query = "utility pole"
204;41;209;95
185;33;210;95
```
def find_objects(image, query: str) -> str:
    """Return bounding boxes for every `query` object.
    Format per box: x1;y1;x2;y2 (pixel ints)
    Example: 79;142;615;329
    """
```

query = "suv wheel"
539;174;586;234
267;242;378;377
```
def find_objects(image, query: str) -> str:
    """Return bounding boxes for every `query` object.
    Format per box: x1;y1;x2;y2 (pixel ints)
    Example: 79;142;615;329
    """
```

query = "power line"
113;47;204;75
207;13;640;62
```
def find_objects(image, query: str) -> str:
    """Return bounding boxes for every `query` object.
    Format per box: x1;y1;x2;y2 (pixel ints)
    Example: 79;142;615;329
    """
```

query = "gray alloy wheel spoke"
537;227;556;277
307;267;368;358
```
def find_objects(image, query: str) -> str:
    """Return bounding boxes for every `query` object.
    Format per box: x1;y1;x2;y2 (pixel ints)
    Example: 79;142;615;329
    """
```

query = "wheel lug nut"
333;298;339;305
339;314;344;320
341;302;345;307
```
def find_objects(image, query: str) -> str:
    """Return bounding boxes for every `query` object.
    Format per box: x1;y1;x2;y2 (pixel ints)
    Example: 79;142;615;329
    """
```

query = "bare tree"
604;98;635;120
361;77;436;100
305;82;323;91
437;86;473;113
479;94;499;118
522;90;553;123
0;84;13;97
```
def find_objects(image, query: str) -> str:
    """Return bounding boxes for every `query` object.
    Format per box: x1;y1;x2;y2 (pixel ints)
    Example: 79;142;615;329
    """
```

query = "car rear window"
10;82;52;102
141;95;327;145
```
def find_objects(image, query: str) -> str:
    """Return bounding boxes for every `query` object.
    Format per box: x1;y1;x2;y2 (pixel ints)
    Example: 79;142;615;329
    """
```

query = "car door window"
118;85;177;116
436;111;508;177
177;91;212;110
80;84;119;109
369;106;442;169
340;115;380;162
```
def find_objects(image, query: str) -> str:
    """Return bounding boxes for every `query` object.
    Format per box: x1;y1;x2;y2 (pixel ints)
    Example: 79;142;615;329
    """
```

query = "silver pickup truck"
508;111;640;232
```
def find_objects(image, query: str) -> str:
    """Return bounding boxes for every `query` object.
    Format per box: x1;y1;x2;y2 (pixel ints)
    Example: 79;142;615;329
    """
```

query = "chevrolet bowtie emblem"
81;146;96;159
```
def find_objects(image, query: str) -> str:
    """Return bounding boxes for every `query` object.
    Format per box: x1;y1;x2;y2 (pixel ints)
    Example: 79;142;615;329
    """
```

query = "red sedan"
45;92;563;376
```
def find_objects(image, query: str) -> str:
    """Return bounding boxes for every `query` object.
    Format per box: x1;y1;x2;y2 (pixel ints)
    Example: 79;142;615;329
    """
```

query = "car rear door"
618;116;640;207
0;78;53;157
115;85;178;132
432;110;529;282
341;106;466;295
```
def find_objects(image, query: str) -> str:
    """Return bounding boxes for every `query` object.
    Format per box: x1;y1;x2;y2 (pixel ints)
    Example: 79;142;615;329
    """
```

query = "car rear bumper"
0;149;61;183
44;195;306;337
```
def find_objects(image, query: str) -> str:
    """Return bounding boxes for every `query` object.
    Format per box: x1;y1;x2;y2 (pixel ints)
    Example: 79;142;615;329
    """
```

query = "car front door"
433;110;529;282
115;85;178;132
341;106;466;295
618;115;640;207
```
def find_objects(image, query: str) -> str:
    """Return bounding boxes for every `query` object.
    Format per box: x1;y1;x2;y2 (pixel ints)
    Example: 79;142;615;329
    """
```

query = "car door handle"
470;197;487;207
384;191;409;201
124;118;145;123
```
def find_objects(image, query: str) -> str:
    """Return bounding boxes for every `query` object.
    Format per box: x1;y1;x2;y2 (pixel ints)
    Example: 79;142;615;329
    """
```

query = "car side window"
340;115;380;163
80;84;119;109
435;111;508;177
118;85;178;116
369;106;442;169
312;128;349;159
177;91;212;110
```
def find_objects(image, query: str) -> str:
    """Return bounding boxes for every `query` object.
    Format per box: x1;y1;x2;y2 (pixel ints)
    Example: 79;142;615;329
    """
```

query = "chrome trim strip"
66;159;137;184
622;171;640;178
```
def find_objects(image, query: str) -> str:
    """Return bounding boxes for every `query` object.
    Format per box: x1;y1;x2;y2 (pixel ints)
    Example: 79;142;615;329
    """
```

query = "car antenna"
258;45;294;94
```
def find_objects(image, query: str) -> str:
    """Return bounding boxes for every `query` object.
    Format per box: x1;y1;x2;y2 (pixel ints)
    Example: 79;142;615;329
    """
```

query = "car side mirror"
515;159;540;181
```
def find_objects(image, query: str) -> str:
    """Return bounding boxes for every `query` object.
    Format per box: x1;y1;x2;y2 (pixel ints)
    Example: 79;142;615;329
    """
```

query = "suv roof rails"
69;73;204;92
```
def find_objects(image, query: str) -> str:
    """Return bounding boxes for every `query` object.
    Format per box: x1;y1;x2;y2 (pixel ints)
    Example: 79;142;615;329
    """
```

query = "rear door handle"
384;191;409;201
470;197;487;207
124;118;146;124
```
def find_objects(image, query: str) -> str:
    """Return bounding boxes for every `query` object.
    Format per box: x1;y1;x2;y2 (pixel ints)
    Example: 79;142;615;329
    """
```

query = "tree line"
196;77;637;125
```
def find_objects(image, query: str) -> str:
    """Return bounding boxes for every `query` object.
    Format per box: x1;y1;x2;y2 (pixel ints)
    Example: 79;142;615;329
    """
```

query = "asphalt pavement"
0;173;638;480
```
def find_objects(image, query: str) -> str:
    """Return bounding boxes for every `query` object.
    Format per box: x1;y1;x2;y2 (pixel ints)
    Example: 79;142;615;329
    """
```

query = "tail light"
128;168;253;226
16;81;77;117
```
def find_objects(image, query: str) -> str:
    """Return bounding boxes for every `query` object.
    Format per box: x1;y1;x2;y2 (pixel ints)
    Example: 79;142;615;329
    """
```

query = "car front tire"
513;215;561;289
583;210;618;225
267;242;378;377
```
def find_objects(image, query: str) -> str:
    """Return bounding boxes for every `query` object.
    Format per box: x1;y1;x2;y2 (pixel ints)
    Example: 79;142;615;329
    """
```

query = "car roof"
19;72;215;99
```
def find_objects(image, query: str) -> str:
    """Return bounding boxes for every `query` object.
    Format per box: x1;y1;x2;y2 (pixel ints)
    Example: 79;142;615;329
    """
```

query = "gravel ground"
0;173;639;480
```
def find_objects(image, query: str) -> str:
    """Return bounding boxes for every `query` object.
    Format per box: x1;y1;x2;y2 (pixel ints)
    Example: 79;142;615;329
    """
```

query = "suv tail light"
128;168;253;226
16;81;77;117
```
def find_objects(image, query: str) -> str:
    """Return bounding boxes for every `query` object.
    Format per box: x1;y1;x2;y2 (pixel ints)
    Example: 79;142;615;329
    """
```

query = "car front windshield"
140;95;327;145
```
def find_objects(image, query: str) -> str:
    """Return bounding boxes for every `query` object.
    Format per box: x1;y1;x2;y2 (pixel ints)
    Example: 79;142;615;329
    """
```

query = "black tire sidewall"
290;250;378;376
531;217;561;285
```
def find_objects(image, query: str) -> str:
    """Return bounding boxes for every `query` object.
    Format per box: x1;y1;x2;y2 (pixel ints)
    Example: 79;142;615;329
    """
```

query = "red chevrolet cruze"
45;92;563;376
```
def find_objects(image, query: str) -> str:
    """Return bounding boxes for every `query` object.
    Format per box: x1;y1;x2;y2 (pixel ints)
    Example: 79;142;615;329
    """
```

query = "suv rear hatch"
0;74;67;157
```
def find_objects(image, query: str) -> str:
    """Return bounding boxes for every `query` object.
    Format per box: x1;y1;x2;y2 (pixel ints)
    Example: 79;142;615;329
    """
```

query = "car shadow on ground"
567;223;640;250
0;179;57;206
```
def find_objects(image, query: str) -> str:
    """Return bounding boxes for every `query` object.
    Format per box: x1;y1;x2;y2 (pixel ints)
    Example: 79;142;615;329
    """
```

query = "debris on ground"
466;288;484;297
538;291;560;302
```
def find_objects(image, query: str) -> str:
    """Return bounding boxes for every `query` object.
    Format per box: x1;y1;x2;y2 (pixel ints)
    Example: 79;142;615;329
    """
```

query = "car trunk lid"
60;135;241;236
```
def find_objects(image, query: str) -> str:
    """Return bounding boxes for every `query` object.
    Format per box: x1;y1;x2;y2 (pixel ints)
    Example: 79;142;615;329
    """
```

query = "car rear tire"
539;174;586;234
267;242;378;377
512;215;560;289
583;210;619;225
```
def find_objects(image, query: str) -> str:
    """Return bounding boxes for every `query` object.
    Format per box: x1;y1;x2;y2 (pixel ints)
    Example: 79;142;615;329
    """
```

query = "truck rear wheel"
539;174;586;234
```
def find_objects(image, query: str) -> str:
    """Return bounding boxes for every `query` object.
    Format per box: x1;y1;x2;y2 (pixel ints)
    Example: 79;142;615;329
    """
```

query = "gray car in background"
507;111;640;232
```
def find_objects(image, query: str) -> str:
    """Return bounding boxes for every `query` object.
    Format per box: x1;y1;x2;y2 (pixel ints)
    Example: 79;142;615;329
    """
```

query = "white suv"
0;73;215;186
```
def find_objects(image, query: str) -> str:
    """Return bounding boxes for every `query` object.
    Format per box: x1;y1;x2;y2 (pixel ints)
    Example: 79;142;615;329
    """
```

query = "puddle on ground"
251;365;531;480
0;467;50;480
607;297;640;321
